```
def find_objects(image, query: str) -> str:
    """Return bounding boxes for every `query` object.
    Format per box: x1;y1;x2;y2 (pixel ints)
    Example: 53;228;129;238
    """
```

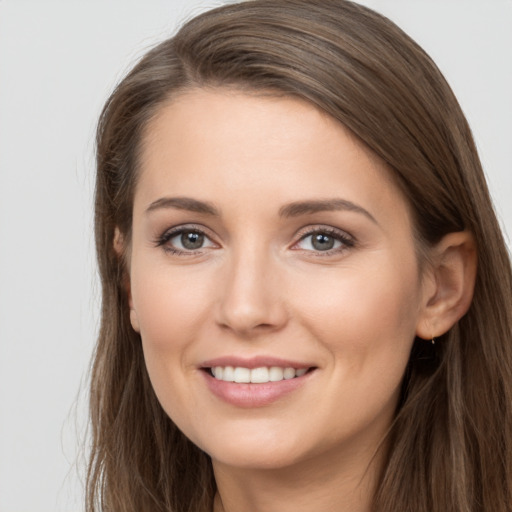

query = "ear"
114;227;140;333
416;231;477;339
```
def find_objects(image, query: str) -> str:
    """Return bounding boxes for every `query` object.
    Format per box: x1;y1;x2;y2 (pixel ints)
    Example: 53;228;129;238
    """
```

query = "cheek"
294;254;421;371
131;263;212;351
129;262;215;418
130;268;220;449
289;259;421;444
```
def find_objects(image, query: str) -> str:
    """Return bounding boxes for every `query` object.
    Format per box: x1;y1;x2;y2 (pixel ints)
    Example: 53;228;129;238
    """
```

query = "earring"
411;334;438;371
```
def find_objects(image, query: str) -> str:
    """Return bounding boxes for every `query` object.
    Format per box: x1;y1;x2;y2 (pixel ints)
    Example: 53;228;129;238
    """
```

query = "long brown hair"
88;1;512;510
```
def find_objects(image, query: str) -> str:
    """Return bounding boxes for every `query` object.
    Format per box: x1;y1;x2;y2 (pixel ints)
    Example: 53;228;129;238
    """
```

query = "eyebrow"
145;196;219;216
279;198;378;224
145;196;377;224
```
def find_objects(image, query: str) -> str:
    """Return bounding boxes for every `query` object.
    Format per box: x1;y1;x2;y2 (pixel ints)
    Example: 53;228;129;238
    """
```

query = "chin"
210;445;307;471
190;424;311;471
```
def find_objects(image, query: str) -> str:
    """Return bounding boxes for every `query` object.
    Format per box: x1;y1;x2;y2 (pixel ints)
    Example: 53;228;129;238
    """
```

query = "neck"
212;442;386;512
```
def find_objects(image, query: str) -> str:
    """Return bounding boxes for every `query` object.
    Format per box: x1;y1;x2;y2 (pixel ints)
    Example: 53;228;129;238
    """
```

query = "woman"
87;1;512;511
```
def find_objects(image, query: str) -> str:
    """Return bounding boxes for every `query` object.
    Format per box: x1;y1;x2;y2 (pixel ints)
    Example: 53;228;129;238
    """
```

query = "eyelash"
154;225;355;256
154;224;215;256
293;226;355;256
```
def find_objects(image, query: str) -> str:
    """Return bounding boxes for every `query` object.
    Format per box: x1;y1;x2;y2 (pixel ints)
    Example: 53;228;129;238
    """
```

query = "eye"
294;227;354;253
156;227;216;254
173;231;207;250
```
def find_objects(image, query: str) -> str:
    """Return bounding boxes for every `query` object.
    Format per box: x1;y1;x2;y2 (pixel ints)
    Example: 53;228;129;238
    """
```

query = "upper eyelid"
155;223;217;247
293;224;354;241
160;223;214;237
290;225;356;252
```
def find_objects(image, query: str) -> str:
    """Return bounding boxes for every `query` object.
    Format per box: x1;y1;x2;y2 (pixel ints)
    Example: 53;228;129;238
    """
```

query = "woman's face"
128;89;430;471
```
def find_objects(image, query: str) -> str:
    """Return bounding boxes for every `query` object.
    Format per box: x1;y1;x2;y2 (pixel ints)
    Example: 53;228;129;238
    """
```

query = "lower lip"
202;370;314;408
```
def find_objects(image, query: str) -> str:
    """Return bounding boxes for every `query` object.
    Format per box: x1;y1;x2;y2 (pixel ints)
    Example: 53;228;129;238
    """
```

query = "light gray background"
0;1;510;511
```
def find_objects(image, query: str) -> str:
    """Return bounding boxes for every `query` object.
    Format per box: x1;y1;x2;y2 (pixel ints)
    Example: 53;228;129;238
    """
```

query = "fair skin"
121;89;476;512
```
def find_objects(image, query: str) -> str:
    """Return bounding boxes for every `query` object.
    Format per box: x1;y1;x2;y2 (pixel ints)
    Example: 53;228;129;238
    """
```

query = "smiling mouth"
204;366;315;383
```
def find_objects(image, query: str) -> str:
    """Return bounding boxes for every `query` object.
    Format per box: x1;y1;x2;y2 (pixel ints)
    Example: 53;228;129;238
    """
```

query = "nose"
215;247;289;338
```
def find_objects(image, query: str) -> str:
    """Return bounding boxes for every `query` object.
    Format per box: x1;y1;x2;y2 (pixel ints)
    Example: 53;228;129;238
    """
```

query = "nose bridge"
216;238;287;335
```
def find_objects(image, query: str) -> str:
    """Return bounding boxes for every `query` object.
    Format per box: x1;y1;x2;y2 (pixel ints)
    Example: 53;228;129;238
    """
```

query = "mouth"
202;365;315;383
200;359;317;407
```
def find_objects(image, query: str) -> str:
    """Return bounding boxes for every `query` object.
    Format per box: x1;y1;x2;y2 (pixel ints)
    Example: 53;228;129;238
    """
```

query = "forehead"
142;88;372;166
135;88;409;227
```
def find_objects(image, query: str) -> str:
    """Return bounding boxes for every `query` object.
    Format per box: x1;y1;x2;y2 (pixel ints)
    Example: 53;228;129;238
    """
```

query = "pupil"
312;233;334;251
181;232;204;250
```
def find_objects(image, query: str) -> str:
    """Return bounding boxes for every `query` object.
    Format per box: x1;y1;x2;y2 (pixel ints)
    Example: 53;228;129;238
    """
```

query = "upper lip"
200;356;314;370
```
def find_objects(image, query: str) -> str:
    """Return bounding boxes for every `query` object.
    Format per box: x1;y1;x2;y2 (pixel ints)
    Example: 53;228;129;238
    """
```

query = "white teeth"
250;367;269;383
283;367;296;380
233;367;251;383
269;366;284;381
210;366;309;383
222;366;235;382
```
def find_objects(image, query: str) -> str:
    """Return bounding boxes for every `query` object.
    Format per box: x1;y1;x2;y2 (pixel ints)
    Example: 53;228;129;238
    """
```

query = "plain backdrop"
0;1;510;511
